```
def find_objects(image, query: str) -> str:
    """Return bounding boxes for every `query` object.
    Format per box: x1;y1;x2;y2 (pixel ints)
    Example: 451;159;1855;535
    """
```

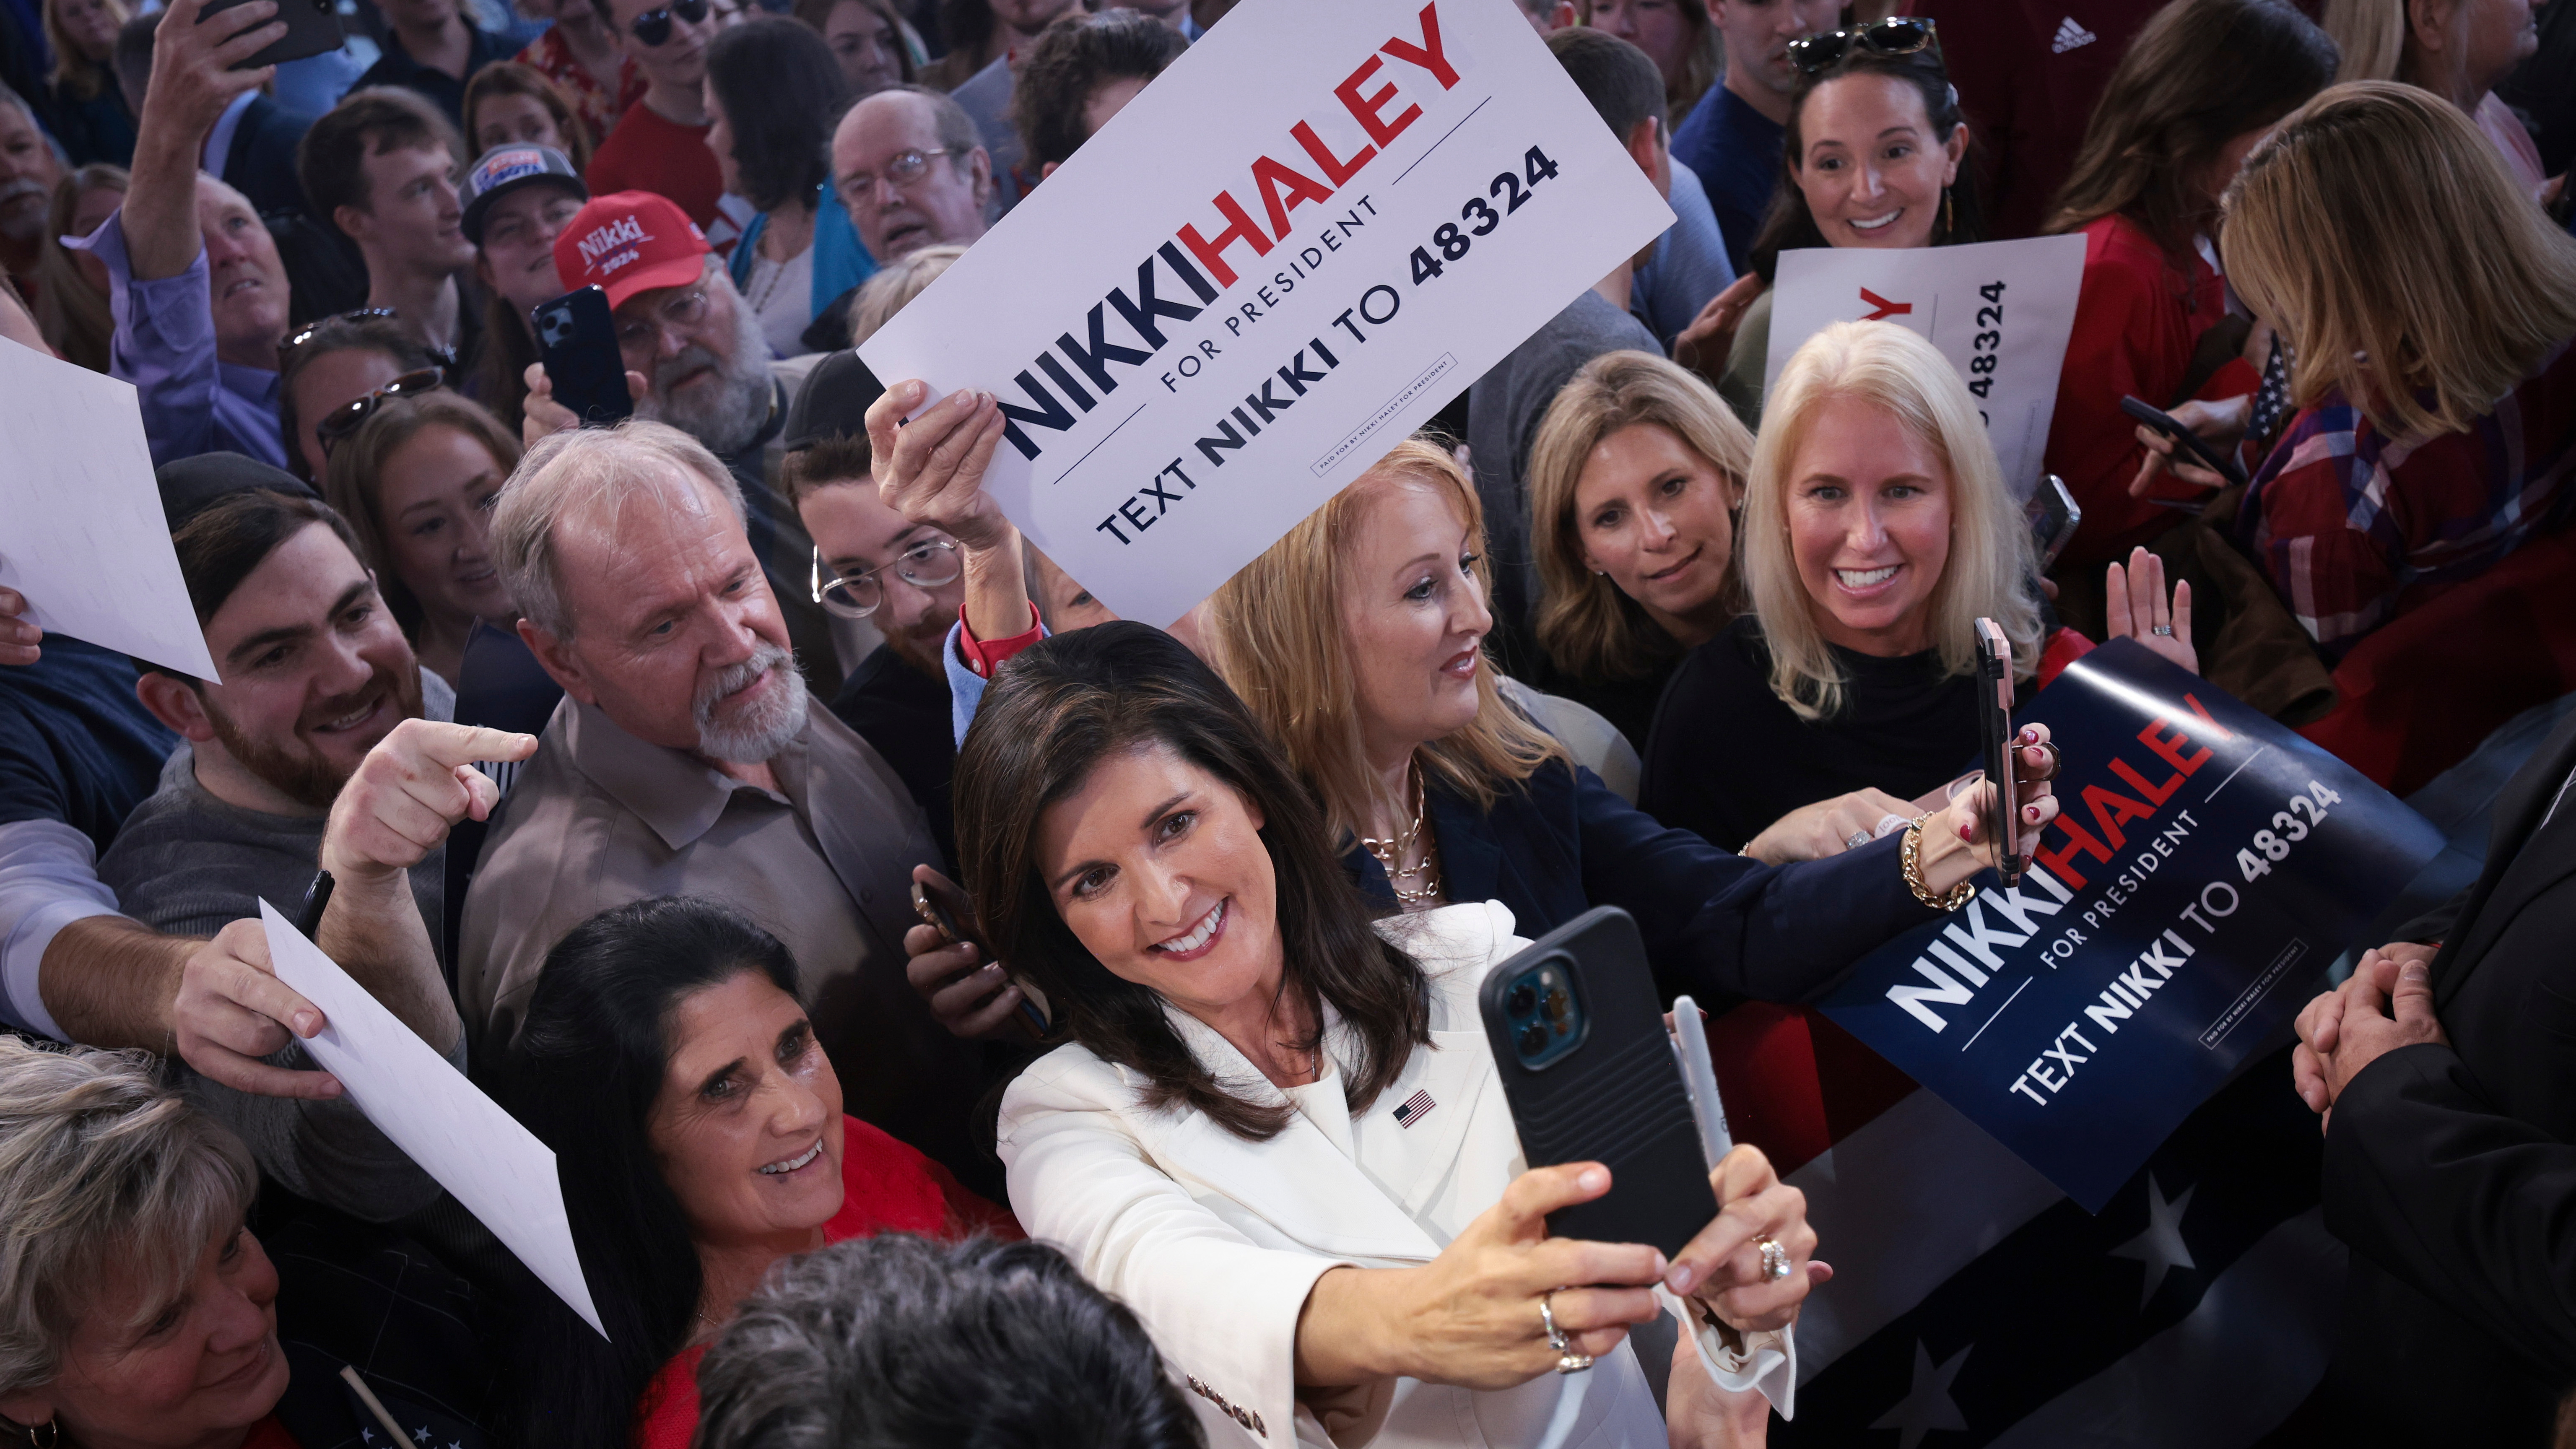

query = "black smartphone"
2023;473;2081;573
910;876;1052;1038
532;287;634;426
201;0;347;71
1974;617;2022;888
2119;395;2248;491
1478;906;1715;1260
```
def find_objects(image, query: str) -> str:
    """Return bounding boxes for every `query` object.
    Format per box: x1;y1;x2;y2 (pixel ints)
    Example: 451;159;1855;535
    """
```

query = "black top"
830;642;957;867
351;25;517;129
1343;757;1943;1010
1639;615;1979;852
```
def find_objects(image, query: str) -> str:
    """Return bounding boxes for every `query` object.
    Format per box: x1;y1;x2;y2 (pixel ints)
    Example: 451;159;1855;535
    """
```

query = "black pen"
293;870;336;937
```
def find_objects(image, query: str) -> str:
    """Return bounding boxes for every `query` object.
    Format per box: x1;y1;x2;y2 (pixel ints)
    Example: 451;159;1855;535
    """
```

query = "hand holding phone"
532;287;636;427
2120;395;2248;493
909;868;1052;1039
1973;618;2023;888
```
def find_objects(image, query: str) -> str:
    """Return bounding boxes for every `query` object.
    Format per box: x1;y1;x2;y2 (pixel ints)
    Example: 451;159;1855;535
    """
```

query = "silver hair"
0;1040;258;1399
491;418;747;640
640;261;775;458
692;639;808;762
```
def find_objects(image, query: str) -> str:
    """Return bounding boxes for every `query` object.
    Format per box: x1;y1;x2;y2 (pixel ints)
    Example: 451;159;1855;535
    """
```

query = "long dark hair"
1747;46;1984;284
2044;0;2337;262
491;896;802;1446
707;16;853;213
953;622;1430;1141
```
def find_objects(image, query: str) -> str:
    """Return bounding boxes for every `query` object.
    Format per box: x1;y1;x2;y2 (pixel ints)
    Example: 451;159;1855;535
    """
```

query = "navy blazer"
224;95;317;220
1346;758;1943;1006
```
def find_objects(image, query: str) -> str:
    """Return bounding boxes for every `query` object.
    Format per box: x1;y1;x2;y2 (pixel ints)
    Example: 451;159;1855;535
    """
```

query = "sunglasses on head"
629;0;707;47
1787;16;1938;74
315;367;447;456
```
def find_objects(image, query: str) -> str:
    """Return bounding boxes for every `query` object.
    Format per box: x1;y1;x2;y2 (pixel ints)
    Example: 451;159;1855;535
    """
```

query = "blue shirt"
1672;84;1786;276
0;636;176;852
1630;161;1737;351
68;209;290;470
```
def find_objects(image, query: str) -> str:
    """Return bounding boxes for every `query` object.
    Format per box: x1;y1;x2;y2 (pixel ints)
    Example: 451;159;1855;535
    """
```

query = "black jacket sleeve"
2323;1041;2576;1380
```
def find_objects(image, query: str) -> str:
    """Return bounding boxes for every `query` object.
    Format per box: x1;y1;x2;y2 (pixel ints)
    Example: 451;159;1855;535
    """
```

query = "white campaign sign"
860;0;1673;626
1763;234;2087;501
0;340;222;680
258;901;605;1337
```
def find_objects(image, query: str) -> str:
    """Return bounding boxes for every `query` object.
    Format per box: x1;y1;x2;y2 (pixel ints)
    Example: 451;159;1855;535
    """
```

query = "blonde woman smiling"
1640;320;2194;854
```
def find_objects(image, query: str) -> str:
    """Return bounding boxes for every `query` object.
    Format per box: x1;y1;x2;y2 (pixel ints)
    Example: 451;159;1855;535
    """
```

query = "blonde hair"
847;242;966;345
0;1039;257;1398
2223;81;2576;444
1525;350;1749;684
1206;438;1568;844
43;0;128;100
2319;0;2405;81
1740;321;2040;721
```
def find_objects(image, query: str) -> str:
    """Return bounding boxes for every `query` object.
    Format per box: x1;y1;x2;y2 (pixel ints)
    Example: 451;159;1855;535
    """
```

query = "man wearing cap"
460;142;586;429
70;0;303;467
523;188;841;683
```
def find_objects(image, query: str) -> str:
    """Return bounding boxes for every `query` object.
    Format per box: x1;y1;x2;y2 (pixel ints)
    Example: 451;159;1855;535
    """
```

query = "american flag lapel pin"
1393;1089;1435;1127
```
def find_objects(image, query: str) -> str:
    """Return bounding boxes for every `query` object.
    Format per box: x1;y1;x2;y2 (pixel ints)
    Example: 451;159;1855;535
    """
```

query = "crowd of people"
0;0;2571;1444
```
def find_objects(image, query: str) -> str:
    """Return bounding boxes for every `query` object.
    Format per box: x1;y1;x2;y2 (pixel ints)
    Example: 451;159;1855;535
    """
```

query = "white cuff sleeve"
0;819;125;1041
1660;1285;1798;1420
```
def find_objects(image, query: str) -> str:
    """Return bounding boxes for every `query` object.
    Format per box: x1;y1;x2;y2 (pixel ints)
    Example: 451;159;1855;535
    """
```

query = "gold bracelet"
1901;816;1977;911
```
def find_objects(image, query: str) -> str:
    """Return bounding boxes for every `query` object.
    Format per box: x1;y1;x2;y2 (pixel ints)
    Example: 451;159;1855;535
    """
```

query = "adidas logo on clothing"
2053;15;2098;51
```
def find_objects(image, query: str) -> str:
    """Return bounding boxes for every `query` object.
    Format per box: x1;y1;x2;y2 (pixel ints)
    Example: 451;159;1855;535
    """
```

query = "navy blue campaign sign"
1819;639;2442;1211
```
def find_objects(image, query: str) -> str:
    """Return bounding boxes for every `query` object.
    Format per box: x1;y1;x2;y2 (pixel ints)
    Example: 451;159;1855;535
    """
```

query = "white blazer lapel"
1132;1007;1444;1262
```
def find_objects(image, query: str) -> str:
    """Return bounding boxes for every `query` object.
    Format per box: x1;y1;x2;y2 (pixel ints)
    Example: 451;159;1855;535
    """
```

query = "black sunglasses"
315;367;448;455
1787;16;1939;74
629;0;707;47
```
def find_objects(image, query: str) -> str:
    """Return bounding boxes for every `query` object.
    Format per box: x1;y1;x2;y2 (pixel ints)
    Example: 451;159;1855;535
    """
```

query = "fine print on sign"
860;0;1674;626
1818;642;2442;1212
1763;234;2086;501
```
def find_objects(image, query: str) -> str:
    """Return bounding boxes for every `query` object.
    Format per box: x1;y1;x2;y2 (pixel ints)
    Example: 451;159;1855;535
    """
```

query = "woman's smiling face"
1792;71;1963;251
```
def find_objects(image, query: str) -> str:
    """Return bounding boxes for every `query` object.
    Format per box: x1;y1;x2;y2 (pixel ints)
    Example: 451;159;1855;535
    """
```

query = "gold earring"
1942;187;1955;237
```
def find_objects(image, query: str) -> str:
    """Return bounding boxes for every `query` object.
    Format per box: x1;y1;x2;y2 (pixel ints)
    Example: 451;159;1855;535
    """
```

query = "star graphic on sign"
413;1429;431;1444
1868;1340;1972;1449
2109;1172;2197;1309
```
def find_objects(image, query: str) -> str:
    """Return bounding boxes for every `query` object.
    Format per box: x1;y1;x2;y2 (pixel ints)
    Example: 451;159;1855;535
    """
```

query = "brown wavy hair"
953;622;1430;1143
2043;0;2337;263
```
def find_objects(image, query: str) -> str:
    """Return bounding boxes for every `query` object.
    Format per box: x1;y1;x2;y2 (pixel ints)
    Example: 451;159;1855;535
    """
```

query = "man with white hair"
66;0;298;467
457;421;994;1187
0;83;65;302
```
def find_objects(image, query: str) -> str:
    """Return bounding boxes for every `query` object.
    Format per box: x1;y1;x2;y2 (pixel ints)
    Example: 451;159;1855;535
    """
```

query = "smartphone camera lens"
1506;982;1536;1017
1517;1022;1548;1058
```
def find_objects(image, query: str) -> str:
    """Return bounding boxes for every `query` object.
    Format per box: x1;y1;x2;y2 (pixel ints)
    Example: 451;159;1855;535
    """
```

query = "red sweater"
2044;214;2260;566
631;1115;1022;1449
587;102;726;240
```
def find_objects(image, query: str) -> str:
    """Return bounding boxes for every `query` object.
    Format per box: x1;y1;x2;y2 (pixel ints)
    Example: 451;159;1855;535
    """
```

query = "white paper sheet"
860;0;1674;626
0;339;222;680
1763;234;2088;502
257;900;605;1337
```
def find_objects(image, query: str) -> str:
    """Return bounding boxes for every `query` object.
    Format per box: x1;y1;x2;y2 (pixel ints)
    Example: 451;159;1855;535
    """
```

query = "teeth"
759;1139;823;1175
1153;901;1225;954
1837;565;1899;587
1849;211;1900;231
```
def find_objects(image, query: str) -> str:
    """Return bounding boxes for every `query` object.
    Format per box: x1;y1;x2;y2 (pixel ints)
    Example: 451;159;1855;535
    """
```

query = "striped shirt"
2238;338;2576;660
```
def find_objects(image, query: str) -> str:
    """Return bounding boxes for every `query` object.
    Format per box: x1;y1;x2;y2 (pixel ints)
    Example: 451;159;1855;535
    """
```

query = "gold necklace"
1360;765;1442;905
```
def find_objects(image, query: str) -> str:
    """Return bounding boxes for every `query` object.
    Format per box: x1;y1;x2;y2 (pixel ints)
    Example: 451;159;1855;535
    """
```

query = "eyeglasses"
628;0;707;47
837;148;954;200
810;537;961;619
314;367;448;455
614;287;712;353
1787;16;1939;74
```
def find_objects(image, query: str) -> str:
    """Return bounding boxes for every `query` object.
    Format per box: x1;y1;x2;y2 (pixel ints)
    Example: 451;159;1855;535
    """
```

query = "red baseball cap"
553;191;711;309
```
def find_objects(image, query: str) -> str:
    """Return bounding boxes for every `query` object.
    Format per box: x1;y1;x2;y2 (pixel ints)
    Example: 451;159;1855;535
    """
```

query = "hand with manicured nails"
174;721;538;1098
1667;1143;1827;1333
1919;724;2062;891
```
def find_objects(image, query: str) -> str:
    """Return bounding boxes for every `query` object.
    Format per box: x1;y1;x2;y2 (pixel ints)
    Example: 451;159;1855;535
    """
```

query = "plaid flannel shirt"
2238;339;2576;661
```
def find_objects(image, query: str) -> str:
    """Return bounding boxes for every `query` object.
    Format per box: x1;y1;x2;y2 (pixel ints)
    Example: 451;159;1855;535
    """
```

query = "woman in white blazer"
958;623;1822;1449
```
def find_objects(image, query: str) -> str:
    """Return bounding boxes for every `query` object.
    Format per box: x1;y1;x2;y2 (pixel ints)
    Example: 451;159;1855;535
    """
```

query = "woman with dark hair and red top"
2039;0;2338;569
490;896;1018;1449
